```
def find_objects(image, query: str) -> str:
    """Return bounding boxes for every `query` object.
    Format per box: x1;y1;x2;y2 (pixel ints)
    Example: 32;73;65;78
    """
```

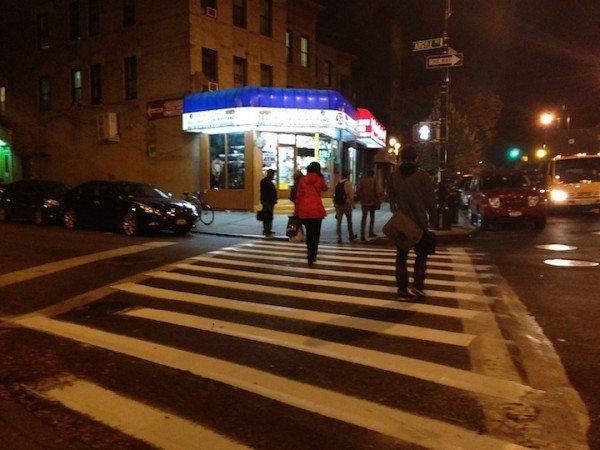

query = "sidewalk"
194;202;477;244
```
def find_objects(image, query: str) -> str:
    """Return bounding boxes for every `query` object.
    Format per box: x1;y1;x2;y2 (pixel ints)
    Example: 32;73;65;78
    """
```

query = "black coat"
260;176;277;205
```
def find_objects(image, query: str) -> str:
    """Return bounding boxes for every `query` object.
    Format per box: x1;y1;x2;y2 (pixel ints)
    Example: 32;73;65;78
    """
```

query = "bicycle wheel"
199;203;215;225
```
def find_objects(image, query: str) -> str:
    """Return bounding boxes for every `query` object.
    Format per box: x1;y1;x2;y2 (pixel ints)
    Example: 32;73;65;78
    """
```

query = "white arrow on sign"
426;53;463;69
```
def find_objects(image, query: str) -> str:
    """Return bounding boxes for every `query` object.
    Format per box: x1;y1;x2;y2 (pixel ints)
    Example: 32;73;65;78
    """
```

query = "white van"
546;153;600;211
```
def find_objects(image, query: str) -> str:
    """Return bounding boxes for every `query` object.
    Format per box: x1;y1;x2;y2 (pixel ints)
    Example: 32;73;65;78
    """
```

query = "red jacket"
295;172;328;219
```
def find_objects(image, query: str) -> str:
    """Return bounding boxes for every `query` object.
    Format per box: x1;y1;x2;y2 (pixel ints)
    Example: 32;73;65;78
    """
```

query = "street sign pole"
436;0;452;230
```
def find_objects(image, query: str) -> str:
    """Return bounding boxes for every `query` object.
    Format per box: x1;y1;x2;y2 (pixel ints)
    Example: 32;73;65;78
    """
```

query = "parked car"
60;180;199;236
468;169;547;229
0;180;67;225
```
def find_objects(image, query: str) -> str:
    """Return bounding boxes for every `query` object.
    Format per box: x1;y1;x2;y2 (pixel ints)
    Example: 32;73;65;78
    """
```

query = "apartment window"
201;0;216;7
37;14;50;50
71;68;82;105
123;0;135;27
260;64;273;87
69;1;81;41
124;56;137;100
322;60;331;86
259;0;272;37
233;0;246;28
90;63;102;104
209;133;245;189
202;47;218;84
300;36;309;67
39;76;51;110
285;30;292;63
233;57;247;87
88;0;100;36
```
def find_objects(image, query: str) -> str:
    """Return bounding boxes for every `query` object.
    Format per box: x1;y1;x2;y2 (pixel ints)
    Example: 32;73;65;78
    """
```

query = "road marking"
15;315;529;449
189;255;470;288
0;242;176;288
149;270;492;304
199;249;478;278
113;282;476;345
38;377;249;450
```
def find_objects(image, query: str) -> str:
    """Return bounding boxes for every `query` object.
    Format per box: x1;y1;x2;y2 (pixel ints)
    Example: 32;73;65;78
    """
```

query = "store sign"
147;98;183;120
355;108;387;148
183;107;356;135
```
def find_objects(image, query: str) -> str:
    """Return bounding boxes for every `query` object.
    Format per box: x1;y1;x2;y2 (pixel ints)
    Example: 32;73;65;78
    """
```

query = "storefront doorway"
0;144;13;183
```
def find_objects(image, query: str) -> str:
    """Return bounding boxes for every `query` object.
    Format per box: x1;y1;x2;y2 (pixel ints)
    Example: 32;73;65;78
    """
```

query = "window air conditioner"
208;82;219;91
96;112;120;142
205;7;217;18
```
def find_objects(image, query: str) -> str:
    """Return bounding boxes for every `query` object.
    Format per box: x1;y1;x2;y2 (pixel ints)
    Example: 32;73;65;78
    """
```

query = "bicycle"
183;190;215;225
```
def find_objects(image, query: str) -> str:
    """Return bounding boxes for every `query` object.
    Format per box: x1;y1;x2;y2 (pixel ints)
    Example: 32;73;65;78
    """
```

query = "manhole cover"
543;259;599;267
536;244;577;251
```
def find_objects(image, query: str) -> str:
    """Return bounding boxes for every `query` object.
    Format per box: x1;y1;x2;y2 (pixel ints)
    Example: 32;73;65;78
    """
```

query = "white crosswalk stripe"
14;240;537;449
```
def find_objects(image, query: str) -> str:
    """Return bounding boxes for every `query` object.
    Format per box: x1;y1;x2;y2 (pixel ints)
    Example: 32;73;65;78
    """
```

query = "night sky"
319;0;600;144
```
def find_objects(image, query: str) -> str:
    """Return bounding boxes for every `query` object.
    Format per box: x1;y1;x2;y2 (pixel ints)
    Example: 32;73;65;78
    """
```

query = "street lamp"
539;112;555;127
387;136;401;164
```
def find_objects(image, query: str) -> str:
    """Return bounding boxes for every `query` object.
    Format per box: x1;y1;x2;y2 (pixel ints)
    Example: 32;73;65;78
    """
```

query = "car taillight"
528;196;540;206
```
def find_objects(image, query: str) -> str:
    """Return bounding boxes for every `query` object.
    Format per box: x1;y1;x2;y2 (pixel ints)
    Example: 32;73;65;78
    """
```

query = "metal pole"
436;0;451;230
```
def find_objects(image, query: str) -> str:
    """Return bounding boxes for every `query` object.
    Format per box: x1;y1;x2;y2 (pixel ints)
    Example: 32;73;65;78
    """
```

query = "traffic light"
507;147;522;161
412;122;438;142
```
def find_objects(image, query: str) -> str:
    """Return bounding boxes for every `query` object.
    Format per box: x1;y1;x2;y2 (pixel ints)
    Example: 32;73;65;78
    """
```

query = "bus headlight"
550;189;568;202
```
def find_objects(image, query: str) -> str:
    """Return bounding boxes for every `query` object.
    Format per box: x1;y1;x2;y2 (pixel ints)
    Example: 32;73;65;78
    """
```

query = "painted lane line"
190;255;469;288
38;377;249;450
237;246;485;269
0;241;176;288
113;283;476;346
201;249;478;278
174;263;492;303
257;240;484;257
151;269;492;304
122;307;528;399
15;316;529;449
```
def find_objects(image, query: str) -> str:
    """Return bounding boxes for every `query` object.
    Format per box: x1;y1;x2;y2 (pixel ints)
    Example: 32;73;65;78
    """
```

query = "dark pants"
262;203;274;234
301;218;323;263
395;234;428;294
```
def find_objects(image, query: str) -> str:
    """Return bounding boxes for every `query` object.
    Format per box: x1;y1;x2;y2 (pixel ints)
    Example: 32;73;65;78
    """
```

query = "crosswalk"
14;240;541;449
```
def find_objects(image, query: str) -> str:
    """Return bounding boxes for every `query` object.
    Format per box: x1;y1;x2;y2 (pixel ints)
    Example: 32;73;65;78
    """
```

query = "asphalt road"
0;217;596;449
467;210;600;447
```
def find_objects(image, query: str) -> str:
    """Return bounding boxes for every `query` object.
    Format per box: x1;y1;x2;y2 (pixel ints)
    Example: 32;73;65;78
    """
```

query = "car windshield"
481;174;530;189
555;158;600;183
116;183;171;199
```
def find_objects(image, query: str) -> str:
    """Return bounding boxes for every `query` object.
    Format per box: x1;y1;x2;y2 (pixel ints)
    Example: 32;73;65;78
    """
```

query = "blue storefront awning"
183;86;357;117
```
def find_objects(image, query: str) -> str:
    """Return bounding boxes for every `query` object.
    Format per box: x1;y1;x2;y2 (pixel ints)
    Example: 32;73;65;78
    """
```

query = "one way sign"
426;53;463;69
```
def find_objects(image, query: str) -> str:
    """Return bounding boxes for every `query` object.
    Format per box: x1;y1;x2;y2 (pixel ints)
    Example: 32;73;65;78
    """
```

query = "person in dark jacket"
295;161;328;264
390;145;436;300
260;168;278;236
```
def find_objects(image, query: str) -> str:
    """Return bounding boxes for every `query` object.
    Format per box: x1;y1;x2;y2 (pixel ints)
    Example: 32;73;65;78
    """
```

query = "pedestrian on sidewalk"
295;161;328;265
358;169;381;241
333;170;357;244
260;168;277;236
289;169;304;205
390;145;436;301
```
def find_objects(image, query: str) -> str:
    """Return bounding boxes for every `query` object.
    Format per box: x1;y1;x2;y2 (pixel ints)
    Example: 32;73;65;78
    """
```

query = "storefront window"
209;133;245;189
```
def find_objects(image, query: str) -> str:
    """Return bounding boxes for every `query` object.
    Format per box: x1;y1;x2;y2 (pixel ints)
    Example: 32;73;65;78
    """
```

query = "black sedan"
0;180;67;225
60;180;199;236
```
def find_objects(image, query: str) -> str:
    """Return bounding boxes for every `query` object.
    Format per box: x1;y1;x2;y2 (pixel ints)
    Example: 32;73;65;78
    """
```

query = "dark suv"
468;169;547;229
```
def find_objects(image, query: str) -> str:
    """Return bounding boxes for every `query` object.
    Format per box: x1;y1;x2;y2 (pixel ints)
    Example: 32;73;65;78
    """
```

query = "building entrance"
0;144;13;183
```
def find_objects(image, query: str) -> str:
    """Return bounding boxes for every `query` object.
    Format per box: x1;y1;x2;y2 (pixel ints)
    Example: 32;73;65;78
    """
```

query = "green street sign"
412;38;443;52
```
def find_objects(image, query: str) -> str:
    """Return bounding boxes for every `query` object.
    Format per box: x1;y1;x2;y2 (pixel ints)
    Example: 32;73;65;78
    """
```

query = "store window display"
209;133;245;189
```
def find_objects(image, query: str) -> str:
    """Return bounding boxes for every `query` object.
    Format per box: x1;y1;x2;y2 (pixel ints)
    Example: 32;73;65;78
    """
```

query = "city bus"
546;152;600;211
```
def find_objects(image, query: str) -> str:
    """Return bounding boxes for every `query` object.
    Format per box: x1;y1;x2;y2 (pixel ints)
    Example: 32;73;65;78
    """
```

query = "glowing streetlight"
539;112;555;126
535;148;548;159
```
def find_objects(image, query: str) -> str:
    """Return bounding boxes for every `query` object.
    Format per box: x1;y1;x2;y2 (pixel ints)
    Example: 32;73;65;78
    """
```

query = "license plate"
176;218;187;225
509;211;523;217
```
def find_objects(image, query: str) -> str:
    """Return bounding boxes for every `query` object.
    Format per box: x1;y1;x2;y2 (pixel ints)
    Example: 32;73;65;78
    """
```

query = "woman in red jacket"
295;161;328;265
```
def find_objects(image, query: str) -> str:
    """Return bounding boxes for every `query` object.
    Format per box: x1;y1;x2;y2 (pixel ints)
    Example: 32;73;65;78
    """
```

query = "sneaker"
410;287;426;299
396;291;415;301
361;235;366;241
369;232;377;238
349;234;358;241
337;239;343;244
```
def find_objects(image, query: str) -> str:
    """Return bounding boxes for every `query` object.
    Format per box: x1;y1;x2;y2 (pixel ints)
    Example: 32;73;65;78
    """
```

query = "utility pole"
436;0;452;230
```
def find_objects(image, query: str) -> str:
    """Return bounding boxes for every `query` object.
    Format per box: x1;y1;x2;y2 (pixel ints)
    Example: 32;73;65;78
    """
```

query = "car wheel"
175;226;192;236
64;209;78;229
534;217;547;230
122;212;139;236
0;206;8;222
33;208;46;226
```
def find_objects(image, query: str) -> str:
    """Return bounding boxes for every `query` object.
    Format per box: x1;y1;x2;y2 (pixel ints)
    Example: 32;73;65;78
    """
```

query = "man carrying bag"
387;145;437;301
